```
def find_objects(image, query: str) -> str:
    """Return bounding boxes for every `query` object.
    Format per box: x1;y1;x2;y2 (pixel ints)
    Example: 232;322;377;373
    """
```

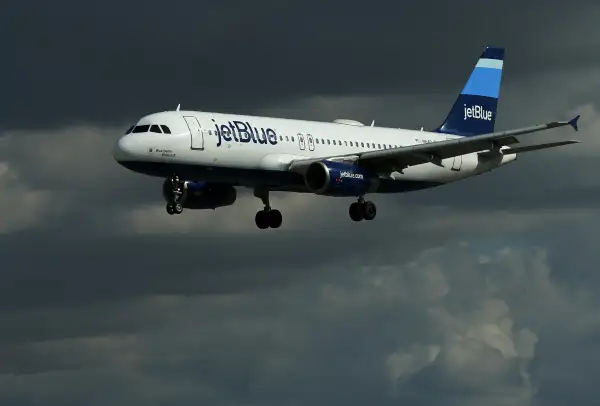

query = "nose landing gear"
165;174;184;215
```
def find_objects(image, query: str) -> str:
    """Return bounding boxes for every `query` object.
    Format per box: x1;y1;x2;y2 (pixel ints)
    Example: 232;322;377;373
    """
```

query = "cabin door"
184;116;204;150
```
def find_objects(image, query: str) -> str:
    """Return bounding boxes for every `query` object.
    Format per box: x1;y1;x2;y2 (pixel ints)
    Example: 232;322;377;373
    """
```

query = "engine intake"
304;160;377;196
162;180;236;209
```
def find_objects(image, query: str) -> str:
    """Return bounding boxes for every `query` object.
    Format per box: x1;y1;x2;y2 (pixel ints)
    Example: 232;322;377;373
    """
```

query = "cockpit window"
125;126;134;134
132;125;150;133
129;124;171;134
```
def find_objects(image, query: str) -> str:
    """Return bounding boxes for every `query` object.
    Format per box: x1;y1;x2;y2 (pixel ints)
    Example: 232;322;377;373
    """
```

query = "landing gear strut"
349;197;376;222
165;174;184;215
254;187;282;229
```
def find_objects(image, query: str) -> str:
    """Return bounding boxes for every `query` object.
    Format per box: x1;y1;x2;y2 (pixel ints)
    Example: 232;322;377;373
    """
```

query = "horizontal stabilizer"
500;140;579;155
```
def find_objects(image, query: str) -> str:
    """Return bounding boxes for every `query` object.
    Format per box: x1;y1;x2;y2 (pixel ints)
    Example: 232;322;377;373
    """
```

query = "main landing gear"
349;197;377;222
254;187;282;229
165;174;184;215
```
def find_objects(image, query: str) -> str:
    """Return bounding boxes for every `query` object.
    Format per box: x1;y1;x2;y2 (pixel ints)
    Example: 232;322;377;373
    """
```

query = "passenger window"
316;139;319;144
291;136;295;141
286;136;289;141
378;144;381;148
125;126;134;134
333;140;337;145
361;142;364;147
327;140;330;145
160;125;171;134
132;125;150;133
150;124;162;133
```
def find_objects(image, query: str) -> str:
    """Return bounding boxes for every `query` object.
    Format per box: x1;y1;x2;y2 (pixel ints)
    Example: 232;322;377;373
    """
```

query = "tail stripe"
461;65;502;98
475;58;503;69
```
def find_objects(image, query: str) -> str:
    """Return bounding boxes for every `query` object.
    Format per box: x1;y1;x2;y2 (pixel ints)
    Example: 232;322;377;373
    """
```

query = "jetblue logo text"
463;104;492;121
340;171;364;180
213;120;278;147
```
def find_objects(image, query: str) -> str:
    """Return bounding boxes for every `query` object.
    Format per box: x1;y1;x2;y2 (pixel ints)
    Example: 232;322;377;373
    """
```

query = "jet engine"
304;160;378;197
162;180;237;209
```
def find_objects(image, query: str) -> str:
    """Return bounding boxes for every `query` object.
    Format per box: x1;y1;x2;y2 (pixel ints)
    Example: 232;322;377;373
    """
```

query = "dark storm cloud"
3;0;600;130
4;241;600;405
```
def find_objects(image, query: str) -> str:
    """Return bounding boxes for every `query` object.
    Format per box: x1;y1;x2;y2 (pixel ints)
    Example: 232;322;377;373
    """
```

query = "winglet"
569;114;580;131
176;103;181;111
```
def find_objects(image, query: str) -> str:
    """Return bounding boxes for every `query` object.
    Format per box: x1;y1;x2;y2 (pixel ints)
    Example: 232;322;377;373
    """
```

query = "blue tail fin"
434;46;505;137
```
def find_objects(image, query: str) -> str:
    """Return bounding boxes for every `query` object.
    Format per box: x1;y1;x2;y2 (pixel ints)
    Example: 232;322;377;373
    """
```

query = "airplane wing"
288;115;580;174
494;140;579;155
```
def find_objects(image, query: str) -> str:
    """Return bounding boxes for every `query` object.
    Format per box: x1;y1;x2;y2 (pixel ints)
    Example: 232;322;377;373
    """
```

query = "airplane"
112;46;580;230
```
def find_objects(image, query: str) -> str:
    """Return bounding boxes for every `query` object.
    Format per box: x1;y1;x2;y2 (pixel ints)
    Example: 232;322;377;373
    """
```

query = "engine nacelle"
162;180;237;209
304;160;378;197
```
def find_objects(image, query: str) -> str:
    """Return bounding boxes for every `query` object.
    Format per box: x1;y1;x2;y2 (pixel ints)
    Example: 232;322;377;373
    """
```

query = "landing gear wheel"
362;201;376;221
166;203;175;215
253;187;283;229
254;209;283;229
255;210;270;229
166;202;183;215
349;199;377;222
349;202;363;221
268;209;282;228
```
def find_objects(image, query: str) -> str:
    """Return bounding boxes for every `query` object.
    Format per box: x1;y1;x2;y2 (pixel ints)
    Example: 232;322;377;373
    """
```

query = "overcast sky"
2;1;600;405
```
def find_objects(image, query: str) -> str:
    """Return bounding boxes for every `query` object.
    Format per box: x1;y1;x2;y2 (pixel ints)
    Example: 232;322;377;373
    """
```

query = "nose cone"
113;135;136;163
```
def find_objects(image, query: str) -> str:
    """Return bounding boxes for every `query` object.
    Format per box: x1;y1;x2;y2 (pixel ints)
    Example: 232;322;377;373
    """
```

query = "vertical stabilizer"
434;46;505;137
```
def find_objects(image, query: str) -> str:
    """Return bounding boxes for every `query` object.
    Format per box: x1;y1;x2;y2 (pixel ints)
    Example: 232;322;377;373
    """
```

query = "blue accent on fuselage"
116;160;443;194
186;180;207;192
461;67;502;98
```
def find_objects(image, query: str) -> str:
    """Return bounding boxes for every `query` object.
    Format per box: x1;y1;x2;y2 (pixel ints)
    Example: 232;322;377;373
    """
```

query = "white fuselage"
113;110;516;193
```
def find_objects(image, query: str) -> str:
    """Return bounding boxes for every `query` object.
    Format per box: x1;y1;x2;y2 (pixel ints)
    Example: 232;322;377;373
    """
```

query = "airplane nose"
113;135;135;162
